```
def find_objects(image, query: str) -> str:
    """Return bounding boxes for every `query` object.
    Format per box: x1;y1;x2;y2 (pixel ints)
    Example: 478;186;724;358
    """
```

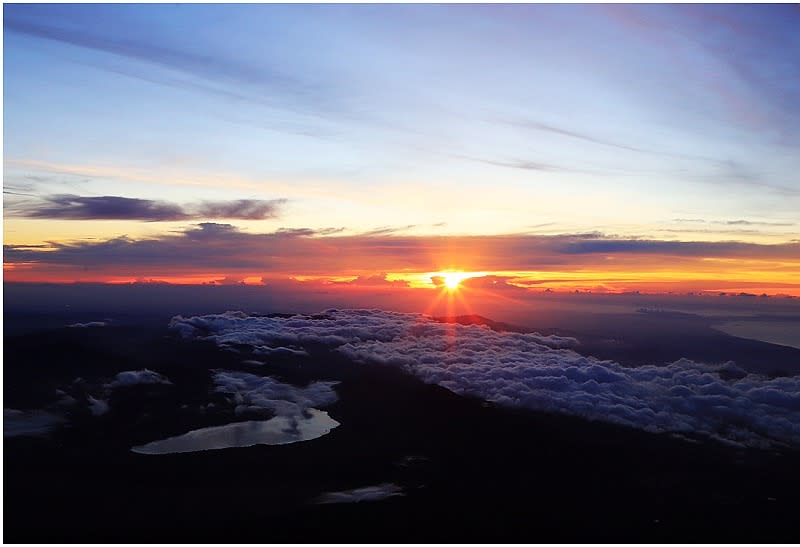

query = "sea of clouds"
171;309;800;448
107;369;173;388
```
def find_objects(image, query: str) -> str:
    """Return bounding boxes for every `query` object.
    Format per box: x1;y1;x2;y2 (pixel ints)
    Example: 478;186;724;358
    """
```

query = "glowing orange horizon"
6;228;799;299
4;267;800;297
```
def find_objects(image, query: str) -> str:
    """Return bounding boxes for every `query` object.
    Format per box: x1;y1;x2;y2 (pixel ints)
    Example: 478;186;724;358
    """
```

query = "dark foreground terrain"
4;314;800;543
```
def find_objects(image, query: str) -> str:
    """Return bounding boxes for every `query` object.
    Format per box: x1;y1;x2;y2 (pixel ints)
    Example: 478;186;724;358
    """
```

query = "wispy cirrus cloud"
6;194;286;221
4;158;270;192
3;12;341;120
505;118;648;155
4;16;281;87
469;156;610;176
478;157;565;172
723;219;792;227
503;119;800;196
673;218;795;227
359;224;418;236
501;117;732;167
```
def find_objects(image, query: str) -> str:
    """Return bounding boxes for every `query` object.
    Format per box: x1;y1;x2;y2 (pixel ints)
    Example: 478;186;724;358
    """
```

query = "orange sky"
5;230;800;296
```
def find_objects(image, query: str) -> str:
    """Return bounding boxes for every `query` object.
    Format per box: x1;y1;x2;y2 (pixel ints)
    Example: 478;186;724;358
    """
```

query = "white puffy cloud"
314;483;405;504
171;310;800;448
107;369;172;388
170;309;574;349
213;370;338;417
3;408;65;437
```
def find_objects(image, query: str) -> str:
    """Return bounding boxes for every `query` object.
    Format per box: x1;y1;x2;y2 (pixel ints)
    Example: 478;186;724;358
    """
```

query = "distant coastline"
712;320;800;350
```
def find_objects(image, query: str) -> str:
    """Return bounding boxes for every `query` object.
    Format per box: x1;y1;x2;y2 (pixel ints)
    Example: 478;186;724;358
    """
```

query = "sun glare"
439;271;473;291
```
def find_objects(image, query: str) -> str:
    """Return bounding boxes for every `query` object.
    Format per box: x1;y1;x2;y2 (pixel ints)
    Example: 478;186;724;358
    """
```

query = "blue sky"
3;4;800;282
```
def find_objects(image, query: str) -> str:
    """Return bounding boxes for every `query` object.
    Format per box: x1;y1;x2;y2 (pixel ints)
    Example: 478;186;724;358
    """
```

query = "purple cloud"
9;194;285;221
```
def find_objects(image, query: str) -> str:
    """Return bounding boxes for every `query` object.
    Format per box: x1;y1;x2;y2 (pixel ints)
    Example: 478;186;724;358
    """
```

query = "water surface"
132;409;339;455
712;321;800;350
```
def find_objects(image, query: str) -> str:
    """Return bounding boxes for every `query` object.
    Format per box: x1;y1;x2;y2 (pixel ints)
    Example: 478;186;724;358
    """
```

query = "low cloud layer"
213;370;338;417
314;483;405;504
9;194;285;221
107;369;172;388
171;310;576;350
87;396;110;416
68;321;108;328
3;408;65;437
167;371;343;453
172;310;800;448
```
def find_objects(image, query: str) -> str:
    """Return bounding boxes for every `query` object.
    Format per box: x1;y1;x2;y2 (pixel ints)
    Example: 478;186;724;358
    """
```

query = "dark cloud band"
4;224;799;276
10;194;286;221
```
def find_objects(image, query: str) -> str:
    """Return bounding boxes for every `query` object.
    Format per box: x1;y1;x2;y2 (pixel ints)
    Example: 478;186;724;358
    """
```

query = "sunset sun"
438;272;474;291
444;274;462;290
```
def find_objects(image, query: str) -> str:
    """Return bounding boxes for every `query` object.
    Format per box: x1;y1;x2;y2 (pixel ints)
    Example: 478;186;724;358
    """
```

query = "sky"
3;4;800;295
